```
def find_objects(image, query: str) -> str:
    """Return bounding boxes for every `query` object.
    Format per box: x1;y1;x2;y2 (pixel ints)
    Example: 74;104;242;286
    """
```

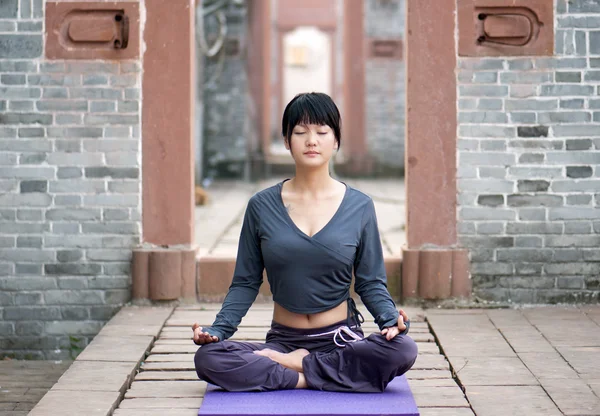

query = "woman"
192;92;417;393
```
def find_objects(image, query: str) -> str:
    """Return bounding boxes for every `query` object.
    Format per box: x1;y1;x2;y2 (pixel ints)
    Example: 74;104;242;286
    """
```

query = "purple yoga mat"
198;375;419;416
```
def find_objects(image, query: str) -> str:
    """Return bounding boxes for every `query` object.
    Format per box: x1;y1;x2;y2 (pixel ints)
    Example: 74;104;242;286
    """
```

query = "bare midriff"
273;301;348;329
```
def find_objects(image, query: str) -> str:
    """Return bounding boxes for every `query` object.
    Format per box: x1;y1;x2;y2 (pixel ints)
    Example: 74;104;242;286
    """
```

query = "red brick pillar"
403;0;471;300
134;0;197;301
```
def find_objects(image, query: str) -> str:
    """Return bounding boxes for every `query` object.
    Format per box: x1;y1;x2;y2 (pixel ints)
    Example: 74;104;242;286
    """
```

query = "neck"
289;164;336;195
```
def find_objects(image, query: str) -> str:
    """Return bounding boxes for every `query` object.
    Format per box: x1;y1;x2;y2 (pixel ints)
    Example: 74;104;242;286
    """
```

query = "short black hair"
281;92;341;149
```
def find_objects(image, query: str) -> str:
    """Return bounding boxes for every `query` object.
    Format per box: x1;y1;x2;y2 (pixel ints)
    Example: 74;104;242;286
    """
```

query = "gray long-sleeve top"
204;180;399;341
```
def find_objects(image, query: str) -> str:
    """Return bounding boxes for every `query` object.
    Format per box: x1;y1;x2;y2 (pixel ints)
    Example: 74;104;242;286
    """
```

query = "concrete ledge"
30;306;174;416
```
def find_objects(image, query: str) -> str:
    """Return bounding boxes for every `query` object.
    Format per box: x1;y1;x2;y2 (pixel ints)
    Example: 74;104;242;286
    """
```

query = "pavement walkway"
24;304;600;415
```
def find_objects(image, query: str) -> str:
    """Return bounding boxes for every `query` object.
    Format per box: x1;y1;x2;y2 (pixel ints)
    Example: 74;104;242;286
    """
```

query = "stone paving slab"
466;386;562;416
75;335;155;362
118;397;202;409
28;390;122;416
114;410;199;416
453;357;538;387
539;377;600;416
51;361;139;393
125;380;207;398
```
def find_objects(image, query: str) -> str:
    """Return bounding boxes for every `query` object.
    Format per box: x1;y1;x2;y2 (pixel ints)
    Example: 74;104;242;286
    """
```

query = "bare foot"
254;348;309;373
296;372;308;389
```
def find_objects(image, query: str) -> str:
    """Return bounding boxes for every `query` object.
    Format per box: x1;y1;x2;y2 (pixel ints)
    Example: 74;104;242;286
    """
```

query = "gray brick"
70;87;121;100
458;141;478;152
458;59;504;70
507;59;533;70
107;181;138;193
538;111;591;124
506;222;563;234
15;291;43;305
497;248;554;263
459;125;516;138
44;290;104;306
36;100;88;112
54;195;82;206
0;21;16;31
0;0;19;19
103;208;129;221
84;194;138;207
508;140;562;150
473;72;498;83
506;99;558;111
565;222;592;234
47;152;103;166
89;305;121;320
519;153;544;164
110;75;137;87
0;127;17;138
46;209;101;221
476;222;504;234
566;166;593;178
553;124;600;137
583;248;600;261
458;99;477;110
0;322;14;336
591;32;600;54
17;128;44;139
1;222;48;234
83;75;108;85
19;153;46;164
1;74;26;85
460;152;515;166
509;112;536;123
0;263;13;275
61;306;90;320
507;195;563;207
0;112;51;124
517;126;548;138
479;167;506;178
459;179;513;193
477;99;502;111
104;127;132;138
46;321;103;335
459;85;508;97
556;277;584;290
513;276;555;290
549;208;600;220
0;237;15;248
541;85;594;96
560;99;584;109
460;208;516;221
20;180;47;193
15;321;45;336
471;262;514;276
17;21;42;32
82;222;138;235
0;248;54;263
0;209;16;221
0;152;17;165
552;180;600;192
56;278;87;291
42;87;68;98
118;101;139;112
566;139;600;151
0;167;54;179
0;179;17;192
555;71;582;83
545;263;600;275
0;34;42;58
558;16;600;29
57;167;82;179
84;114;139;125
458;222;474;235
515;236;543;247
500;72;552;84
85;167;138;179
56;114;83;125
553;249;582;262
49;180;106;193
517;180;549;192
16;236;42;248
547;152;599;164
477;194;504;207
0;276;57;291
90;101;116;113
15;263;42;275
86;250;131;262
567;194;592;205
592;58;600;69
586;277;600;291
459;112;507;123
0;193;52;207
45;263;102;276
66;62;119;74
569;1;600;13
509;85;537;98
124;89;140;100
546;235;600;247
56;250;84;263
55;139;82;152
104;289;130;304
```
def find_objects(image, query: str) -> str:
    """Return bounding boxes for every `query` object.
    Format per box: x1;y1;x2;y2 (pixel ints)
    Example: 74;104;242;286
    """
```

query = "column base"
401;248;471;300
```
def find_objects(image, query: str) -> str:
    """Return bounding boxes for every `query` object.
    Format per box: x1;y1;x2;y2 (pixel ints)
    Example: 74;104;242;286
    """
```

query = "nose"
306;131;318;146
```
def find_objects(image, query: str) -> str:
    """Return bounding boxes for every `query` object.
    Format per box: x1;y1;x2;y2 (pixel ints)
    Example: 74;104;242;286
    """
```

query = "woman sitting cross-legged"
192;92;418;393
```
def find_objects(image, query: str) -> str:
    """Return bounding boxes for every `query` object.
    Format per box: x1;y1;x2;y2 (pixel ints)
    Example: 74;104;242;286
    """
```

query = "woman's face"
285;123;338;168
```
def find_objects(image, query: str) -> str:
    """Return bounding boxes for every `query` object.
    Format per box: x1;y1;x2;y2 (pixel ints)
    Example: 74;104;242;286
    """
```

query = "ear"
284;137;290;150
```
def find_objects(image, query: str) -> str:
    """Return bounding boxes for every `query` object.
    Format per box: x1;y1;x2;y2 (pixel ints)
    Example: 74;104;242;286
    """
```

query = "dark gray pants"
194;319;418;393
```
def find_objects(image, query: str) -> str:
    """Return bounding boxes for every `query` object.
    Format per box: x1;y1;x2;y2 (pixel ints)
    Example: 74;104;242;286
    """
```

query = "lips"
304;151;319;155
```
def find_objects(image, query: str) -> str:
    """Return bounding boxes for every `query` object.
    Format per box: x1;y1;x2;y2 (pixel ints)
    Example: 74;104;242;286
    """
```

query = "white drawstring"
305;325;363;347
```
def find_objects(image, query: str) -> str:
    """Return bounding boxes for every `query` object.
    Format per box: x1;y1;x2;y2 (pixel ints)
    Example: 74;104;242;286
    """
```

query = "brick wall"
457;0;600;303
0;0;141;359
364;0;406;175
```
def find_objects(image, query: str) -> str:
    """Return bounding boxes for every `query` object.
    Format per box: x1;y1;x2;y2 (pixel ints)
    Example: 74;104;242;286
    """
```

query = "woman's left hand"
381;309;410;341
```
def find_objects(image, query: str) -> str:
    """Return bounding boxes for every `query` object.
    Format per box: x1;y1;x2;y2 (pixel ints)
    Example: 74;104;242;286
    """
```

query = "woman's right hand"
192;323;219;345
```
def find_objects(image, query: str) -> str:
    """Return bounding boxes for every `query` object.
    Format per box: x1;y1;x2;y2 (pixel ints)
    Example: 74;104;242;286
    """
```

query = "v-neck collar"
277;178;349;240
